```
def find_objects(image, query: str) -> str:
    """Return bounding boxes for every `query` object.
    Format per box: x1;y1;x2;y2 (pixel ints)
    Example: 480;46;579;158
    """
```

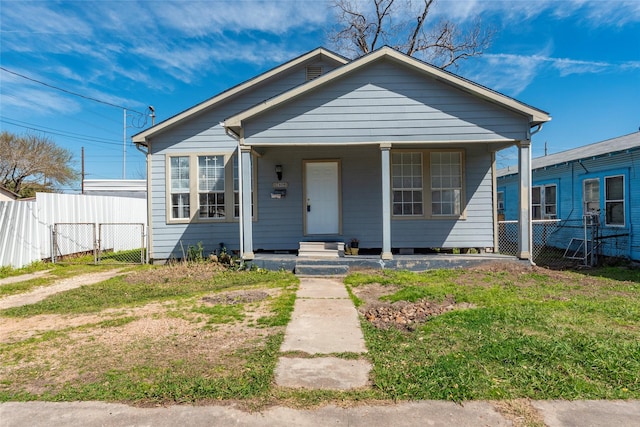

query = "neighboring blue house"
132;47;550;263
497;132;640;261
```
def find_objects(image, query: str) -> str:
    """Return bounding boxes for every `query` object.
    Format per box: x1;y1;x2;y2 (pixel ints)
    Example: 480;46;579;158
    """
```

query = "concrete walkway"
275;277;371;390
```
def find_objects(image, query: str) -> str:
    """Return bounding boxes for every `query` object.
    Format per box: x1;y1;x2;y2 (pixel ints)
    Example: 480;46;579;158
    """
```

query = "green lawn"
1;263;638;406
345;267;640;401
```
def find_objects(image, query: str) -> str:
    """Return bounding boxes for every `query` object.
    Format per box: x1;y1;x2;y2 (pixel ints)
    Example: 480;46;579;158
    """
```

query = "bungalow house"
497;132;640;261
132;46;550;264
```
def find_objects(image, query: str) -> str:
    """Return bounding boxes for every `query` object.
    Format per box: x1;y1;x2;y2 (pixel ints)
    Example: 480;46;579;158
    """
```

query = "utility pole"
81;147;85;194
123;108;127;179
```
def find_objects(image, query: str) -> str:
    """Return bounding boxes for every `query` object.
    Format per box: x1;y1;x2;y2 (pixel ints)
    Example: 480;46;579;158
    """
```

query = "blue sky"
1;0;639;189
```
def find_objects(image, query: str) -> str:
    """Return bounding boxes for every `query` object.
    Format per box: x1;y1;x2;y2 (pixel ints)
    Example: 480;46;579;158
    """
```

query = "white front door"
305;161;340;235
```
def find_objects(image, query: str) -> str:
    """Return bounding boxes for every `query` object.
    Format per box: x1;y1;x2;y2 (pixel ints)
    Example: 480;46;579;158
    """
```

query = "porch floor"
248;253;527;275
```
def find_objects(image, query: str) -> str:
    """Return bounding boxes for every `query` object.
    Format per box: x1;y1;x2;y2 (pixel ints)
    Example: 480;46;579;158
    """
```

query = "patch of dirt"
493;399;546;427
0;291;280;396
363;298;476;331
203;290;269;305
351;283;473;331
125;262;227;285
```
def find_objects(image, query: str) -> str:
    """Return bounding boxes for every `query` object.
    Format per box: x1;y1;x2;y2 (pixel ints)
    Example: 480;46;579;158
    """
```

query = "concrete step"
298;242;345;258
295;263;349;276
297;250;340;258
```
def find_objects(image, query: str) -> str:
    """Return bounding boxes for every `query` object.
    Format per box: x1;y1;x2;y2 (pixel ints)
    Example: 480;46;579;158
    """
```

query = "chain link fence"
53;223;146;264
498;219;570;267
52;223;97;264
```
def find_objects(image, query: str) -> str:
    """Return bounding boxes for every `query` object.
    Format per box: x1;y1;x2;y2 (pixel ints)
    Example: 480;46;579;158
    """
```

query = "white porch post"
241;147;254;260
380;143;393;260
517;140;531;260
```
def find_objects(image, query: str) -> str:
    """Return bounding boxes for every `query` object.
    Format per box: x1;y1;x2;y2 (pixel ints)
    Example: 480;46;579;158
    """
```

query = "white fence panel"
0;201;42;268
0;193;147;268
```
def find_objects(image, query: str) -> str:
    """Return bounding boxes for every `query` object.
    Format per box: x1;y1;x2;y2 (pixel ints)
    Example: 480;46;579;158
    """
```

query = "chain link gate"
52;223;146;264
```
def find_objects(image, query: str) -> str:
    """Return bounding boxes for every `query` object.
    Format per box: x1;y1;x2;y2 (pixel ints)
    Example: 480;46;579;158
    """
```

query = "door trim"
303;159;342;236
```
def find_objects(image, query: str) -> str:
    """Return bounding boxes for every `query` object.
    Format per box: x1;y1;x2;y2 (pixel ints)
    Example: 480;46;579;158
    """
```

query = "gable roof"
132;48;349;145
225;46;551;132
497;131;640;177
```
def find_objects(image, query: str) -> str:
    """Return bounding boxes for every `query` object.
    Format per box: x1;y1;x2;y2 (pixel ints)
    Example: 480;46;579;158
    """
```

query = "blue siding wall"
498;149;640;260
243;59;529;144
148;59;342;260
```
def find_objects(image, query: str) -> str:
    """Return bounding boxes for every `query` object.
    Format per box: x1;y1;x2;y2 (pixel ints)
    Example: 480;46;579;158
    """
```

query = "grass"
0;265;299;404
0;263;128;298
0;269;297;316
346;268;640;401
1;263;639;405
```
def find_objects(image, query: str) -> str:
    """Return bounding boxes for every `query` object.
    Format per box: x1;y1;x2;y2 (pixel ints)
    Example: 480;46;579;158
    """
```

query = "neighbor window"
583;178;600;214
605;175;624;226
170;156;190;219
198;155;225;219
431;151;462;216
531;184;557;219
392;152;423;216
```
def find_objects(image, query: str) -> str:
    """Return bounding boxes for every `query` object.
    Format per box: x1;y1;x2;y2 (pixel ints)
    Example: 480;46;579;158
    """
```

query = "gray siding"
498;149;640;260
148;59;343;260
243;59;529;144
252;143;494;251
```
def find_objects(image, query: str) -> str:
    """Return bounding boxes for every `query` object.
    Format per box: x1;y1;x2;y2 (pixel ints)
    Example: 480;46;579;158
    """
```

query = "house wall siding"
498;149;639;260
149;142;495;260
243;59;529;145
147;59;343;260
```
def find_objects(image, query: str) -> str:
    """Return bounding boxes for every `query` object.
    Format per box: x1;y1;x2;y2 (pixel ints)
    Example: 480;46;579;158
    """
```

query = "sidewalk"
2;399;639;426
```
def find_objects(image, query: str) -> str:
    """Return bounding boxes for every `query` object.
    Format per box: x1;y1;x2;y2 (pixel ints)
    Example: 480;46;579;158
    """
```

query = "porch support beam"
241;147;254;260
380;143;393;260
517;140;531;260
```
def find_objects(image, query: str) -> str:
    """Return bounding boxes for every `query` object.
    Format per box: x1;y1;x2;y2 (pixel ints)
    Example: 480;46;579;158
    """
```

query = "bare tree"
330;0;493;69
0;131;77;197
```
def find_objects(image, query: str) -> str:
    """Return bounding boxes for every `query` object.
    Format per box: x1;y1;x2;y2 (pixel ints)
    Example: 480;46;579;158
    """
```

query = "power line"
0;66;146;115
0;117;124;147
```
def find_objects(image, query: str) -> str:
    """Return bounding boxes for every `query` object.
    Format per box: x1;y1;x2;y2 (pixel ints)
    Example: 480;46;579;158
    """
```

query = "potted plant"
349;238;359;256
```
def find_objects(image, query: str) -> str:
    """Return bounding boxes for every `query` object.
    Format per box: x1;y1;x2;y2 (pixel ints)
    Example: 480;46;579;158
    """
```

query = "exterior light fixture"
275;164;283;181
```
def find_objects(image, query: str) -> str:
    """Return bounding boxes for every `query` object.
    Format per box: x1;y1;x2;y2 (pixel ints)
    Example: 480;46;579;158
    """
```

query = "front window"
583;178;600;214
431;151;461;216
198;155;225;218
170;156;190;219
605;175;624;226
392;152;423;216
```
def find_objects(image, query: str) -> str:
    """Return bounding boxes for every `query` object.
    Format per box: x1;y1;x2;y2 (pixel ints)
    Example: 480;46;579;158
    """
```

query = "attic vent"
306;66;323;81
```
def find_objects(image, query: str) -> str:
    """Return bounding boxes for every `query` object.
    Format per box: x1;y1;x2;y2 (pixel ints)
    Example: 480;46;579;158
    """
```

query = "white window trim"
391;149;465;220
604;174;625;227
165;152;256;224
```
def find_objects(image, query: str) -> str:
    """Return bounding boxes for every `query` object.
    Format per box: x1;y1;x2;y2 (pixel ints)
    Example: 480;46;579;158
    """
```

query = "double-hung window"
170;156;190;219
583;178;600;214
531;184;557;219
391;150;464;218
392;152;423;216
605;175;624;226
198;155;225;219
167;153;255;223
431;152;462;216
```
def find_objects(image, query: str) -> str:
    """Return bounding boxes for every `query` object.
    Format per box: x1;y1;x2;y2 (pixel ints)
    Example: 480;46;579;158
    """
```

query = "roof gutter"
530;123;543;136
